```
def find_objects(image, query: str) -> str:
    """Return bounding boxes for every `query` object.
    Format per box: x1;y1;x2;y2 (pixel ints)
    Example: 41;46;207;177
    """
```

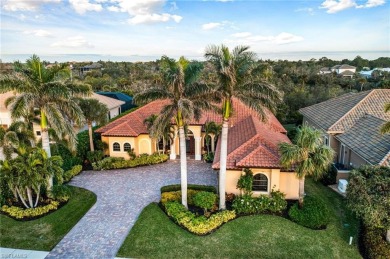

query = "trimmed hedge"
63;165;83;183
361;227;390;259
161;184;217;194
288;196;331;229
232;190;287;215
161;190;210;205
164;201;236;235
92;153;168;170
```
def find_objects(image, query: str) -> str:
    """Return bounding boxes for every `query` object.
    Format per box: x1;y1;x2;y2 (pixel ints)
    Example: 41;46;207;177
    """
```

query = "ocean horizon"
1;51;389;63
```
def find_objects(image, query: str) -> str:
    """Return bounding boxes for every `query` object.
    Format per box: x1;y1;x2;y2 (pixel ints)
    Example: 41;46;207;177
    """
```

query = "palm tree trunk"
386;229;390;243
178;126;188;208
26;187;34;208
88;123;94;151
219;119;229;210
34;185;41;208
163;137;166;154
298;177;305;208
41;110;53;191
16;187;29;208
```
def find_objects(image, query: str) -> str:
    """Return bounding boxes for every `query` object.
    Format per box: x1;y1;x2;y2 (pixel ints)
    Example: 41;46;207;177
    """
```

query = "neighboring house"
96;92;135;114
299;89;390;181
318;67;332;75
96;98;300;199
359;67;390;79
79;62;103;75
0;92;14;129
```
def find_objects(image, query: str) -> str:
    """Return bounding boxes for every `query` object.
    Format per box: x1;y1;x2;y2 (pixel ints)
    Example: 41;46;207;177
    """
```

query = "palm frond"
134;87;173;105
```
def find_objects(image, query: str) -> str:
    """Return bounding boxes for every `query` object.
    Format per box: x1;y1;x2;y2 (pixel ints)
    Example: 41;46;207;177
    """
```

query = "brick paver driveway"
46;160;217;259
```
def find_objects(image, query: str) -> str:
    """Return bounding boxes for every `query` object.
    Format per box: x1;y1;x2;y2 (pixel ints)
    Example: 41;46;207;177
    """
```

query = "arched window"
124;143;131;151
252;174;268;192
113;142;120;152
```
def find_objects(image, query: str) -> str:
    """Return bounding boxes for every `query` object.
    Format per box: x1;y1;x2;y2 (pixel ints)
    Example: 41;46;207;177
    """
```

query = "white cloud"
69;0;103;14
2;0;60;12
228;32;304;45
23;29;53;37
202;22;222;30
108;0;182;25
51;36;94;48
128;13;182;25
295;7;315;15
320;0;385;13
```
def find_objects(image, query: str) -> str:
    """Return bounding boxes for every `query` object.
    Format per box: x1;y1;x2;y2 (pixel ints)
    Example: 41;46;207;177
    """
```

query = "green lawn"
117;179;361;258
0;186;96;251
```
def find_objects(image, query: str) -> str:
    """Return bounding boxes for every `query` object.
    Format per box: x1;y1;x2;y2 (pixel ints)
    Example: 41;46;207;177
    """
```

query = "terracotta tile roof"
96;97;286;137
335;115;390;166
212;116;290;170
299;89;390;132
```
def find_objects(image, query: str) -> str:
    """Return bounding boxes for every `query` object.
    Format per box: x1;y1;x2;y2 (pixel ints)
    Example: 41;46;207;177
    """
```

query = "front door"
186;136;195;155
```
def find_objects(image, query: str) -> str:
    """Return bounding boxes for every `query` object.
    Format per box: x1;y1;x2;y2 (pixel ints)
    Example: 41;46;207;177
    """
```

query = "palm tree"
0;121;35;160
134;56;216;208
144;114;160;153
78;98;109;151
0;55;91;189
204;121;221;154
381;102;390;134
279;124;335;207
205;45;282;209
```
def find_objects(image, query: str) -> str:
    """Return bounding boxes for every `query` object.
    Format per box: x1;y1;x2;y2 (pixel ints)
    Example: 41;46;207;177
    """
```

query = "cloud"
202;22;222;30
108;0;182;24
51;36;94;48
295;7;315;15
320;0;385;13
2;0;60;12
23;29;53;37
228;32;304;45
69;0;103;14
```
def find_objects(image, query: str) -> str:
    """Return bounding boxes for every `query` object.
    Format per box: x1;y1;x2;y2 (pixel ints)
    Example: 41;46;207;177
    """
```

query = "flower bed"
92;153;169;170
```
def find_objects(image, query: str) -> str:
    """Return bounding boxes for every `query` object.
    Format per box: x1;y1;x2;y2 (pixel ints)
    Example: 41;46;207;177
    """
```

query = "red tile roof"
212;116;290;170
96;97;286;137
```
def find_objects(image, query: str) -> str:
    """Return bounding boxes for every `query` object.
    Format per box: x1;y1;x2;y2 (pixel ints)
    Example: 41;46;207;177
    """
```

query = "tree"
0;55;91;189
346;166;390;243
134;56;216;208
205;44;282;209
278;124;335;207
78;98;109;151
381;102;390;134
0;121;35;160
204;121;221;154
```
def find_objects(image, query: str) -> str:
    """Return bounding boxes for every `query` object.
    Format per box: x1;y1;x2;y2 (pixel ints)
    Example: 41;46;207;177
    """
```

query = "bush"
232;190;287;215
193;191;217;212
51;143;82;171
361;226;390;259
92;153;168;170
161;190;207;205
87;150;104;164
51;185;71;201
203;152;214;163
320;164;337;185
164;201;236;235
161;184;217;193
288;196;331;229
63;165;83;183
236;168;253;195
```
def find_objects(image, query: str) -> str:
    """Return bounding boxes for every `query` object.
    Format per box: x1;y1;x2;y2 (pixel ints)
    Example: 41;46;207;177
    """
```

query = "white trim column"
195;137;202;160
211;135;215;153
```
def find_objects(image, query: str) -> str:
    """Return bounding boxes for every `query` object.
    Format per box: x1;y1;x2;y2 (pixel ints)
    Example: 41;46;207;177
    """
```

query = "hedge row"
161;184;217;193
63;165;83;183
231;190;287;215
164;201;236;235
92;153;169;170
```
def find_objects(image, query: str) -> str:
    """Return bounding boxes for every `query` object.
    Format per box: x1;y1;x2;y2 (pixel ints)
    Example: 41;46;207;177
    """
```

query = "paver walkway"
46;160;217;259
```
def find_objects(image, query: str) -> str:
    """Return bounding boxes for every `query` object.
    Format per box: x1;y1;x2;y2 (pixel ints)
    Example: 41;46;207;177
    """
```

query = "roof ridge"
103;114;138;136
328;90;374;131
237;139;279;166
379;149;390;166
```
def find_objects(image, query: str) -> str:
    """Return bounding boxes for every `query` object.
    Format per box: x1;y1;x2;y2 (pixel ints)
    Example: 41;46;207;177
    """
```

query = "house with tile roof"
299;89;390;180
96;97;300;199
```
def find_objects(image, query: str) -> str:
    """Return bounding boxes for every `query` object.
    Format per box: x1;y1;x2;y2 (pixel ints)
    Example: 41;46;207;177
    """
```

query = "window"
324;136;329;146
124;143;131;151
252;174;268;192
36;131;41;136
113;142;120;152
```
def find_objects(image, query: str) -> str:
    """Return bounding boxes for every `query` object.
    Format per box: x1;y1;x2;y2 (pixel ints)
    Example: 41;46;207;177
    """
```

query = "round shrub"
288;196;331;229
193;191;217;212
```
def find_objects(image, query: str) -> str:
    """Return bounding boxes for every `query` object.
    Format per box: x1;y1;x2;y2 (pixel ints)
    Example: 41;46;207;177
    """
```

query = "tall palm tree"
205;45;282;209
0;55;91;189
279;124;335;207
134;56;217;208
78;98;109;151
204;121;220;154
381;102;390;134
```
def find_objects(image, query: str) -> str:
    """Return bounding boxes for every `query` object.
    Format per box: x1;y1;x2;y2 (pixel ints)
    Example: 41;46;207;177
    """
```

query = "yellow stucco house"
96;98;300;200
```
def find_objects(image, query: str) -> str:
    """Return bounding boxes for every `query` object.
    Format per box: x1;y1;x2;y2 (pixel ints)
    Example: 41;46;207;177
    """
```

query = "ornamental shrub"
161;189;206;205
232;190;287;215
63;165;83;182
161;184;216;193
92;153;168;170
288;196;331;229
361;226;390;259
236;168;253;195
164;201;236;235
87;150;104;164
193;191;217;213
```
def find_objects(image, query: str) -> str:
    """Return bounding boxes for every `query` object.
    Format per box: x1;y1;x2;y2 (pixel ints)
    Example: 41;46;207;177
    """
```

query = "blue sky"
1;0;389;62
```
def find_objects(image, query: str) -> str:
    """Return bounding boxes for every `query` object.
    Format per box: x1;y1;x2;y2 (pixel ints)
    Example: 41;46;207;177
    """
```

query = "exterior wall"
104;134;156;159
108;107;121;120
172;125;203;160
0;111;12;128
225;168;300;200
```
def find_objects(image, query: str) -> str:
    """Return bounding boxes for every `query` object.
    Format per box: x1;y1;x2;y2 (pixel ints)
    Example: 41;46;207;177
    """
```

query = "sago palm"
205;44;282;209
78;98;109;151
0;55;91;188
279;124;335;207
134;56;217;208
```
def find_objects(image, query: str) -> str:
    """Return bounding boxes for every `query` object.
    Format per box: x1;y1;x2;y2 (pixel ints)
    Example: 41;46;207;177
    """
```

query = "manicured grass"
117;179;361;258
0;186;96;251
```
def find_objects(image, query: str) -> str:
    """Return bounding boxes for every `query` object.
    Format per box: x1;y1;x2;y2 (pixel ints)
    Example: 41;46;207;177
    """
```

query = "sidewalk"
0;247;49;259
